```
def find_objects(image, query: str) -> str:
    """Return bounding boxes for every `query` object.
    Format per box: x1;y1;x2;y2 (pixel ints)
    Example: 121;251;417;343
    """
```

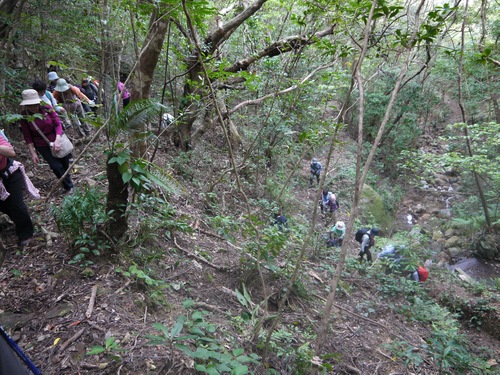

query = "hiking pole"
0;325;41;375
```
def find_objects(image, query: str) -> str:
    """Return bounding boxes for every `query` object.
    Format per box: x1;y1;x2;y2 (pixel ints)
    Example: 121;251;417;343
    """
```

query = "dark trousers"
0;170;34;241
309;172;320;186
359;247;373;262
36;146;73;191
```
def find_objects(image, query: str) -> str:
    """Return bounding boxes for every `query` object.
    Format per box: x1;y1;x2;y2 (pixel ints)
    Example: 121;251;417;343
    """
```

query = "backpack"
355;228;369;243
417;266;429;282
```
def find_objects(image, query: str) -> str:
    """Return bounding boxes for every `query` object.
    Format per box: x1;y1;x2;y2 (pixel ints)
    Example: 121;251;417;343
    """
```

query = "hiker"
327;221;345;247
274;212;288;230
47;71;59;92
319;190;340;226
19;89;74;194
53;78;93;137
309;158;322;187
411;266;429;282
32;80;72;129
357;227;380;262
117;80;130;107
0;130;39;247
378;245;429;282
79;78;99;114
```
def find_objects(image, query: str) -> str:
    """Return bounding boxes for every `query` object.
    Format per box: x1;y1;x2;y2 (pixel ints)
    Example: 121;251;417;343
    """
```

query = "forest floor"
0;128;499;374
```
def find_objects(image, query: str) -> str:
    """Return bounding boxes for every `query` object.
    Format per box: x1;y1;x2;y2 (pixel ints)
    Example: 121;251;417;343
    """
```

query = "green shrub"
52;186;110;265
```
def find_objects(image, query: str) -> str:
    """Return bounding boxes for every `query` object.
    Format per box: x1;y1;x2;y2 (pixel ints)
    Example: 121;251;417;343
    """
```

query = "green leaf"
153;322;170;338
232;348;244;356
231;364;249;375
105;337;116;348
86;346;106;355
171;316;186;338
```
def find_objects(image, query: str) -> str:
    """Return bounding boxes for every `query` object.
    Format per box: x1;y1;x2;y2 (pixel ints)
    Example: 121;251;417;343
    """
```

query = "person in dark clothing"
359;227;380;262
0;131;39;246
309;158;322;187
274;213;288;230
79;78;99;114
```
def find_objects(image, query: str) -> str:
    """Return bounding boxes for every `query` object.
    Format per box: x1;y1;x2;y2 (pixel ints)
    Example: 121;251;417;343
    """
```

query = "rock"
445;236;461;249
415;204;426;214
435;178;448;186
85;177;97;187
432;230;444;240
447;247;463;258
429;206;441;215
473;233;500;260
357;184;392;232
419;214;431;222
444;228;455;237
436;251;451;264
437;209;452;219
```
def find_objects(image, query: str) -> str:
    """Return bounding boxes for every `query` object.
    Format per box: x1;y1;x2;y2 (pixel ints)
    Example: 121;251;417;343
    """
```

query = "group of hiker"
1;71;129;248
286;157;428;282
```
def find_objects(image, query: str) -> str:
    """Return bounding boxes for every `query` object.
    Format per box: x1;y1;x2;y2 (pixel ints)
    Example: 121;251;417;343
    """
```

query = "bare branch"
225;25;336;72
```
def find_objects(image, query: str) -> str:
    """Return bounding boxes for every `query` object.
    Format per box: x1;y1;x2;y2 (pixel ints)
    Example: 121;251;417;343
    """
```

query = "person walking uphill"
356;227;380;262
309;158;322;187
0;131;39;247
19;89;74;194
52;78;93;138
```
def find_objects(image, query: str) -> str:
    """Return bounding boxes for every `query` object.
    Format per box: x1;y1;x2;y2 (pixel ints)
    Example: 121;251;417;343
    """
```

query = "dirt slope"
0;130;499;374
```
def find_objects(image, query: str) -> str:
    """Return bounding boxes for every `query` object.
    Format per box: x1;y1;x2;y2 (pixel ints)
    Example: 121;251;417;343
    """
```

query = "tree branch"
225;25;336;73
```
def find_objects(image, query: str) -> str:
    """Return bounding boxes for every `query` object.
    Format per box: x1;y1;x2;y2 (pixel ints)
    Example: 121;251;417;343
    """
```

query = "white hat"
20;89;41;106
48;71;59;81
54;78;70;92
335;221;346;231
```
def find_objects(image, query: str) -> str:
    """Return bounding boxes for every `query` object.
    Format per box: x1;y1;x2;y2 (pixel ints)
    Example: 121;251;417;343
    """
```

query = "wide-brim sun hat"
20;89;41;106
54;78;70;92
335;221;346;231
48;71;59;81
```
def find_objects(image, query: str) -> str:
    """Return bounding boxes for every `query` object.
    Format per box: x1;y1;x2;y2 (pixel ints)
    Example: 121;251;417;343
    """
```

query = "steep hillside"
0;129;499;375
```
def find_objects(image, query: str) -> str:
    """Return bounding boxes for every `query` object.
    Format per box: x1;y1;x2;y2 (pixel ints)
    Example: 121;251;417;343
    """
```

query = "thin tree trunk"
315;0;427;353
457;0;492;229
129;9;170;156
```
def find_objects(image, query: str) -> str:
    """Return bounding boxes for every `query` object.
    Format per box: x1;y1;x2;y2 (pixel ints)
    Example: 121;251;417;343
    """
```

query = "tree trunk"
129;10;169;156
315;0;427;354
456;0;492;229
106;157;129;240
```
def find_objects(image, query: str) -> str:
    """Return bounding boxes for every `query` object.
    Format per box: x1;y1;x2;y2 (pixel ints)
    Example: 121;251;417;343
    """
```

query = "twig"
173;236;228;271
85;285;98;319
191;301;225;314
143;306;147;324
333;303;389;330
59;328;85;352
114;280;131;294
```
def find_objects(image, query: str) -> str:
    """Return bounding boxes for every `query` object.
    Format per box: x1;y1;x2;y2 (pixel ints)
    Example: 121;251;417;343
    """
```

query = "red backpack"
417;266;429;282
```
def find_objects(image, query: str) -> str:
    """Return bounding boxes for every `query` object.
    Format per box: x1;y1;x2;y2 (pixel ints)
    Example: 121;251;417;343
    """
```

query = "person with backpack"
0;129;39;247
52;78;93;138
79;78;99;114
356;227;380;262
32;80;72;130
273;212;288;231
19;89;74;194
309;158;322;187
319;190;340;226
411;266;429;282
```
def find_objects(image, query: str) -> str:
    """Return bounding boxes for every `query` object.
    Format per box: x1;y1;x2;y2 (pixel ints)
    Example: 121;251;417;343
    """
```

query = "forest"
0;0;499;373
